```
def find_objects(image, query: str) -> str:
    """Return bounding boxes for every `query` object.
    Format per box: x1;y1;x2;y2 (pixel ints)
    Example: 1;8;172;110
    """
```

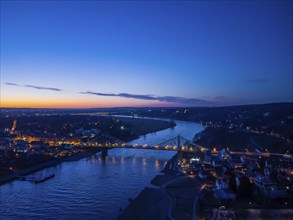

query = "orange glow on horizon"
1;98;170;108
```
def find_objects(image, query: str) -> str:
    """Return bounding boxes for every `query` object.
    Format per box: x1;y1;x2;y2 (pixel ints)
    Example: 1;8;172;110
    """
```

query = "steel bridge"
81;134;204;153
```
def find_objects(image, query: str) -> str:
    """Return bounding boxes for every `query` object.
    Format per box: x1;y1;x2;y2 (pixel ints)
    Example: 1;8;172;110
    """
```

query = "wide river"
0;118;204;220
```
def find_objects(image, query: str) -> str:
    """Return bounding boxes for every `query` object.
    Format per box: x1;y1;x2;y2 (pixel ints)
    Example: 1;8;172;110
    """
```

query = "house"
254;174;287;199
216;179;229;190
14;140;29;153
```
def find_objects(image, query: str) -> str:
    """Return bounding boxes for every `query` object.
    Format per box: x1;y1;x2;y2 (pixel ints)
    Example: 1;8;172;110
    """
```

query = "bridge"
81;134;205;156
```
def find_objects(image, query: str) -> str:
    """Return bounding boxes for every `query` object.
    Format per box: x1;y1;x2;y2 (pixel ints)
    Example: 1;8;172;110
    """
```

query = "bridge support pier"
101;148;108;157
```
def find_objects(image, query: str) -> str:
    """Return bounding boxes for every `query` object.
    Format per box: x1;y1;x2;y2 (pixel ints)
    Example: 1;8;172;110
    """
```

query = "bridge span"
81;134;205;153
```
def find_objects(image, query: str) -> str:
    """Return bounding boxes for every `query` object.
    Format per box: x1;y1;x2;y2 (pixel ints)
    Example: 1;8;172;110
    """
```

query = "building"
254;174;287;199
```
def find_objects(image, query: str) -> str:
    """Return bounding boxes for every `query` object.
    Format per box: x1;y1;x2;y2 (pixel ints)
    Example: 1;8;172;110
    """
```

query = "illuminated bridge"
80;134;205;153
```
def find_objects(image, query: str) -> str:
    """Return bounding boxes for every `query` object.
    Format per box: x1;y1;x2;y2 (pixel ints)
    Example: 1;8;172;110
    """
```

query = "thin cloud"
119;93;157;100
214;96;226;100
4;82;62;92
156;96;206;104
5;82;19;86
245;78;269;83
25;85;62;91
80;92;157;100
81;92;156;100
81;91;208;105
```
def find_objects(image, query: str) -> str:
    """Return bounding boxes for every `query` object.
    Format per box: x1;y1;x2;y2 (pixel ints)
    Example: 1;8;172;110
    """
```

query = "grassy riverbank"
118;170;180;220
114;116;175;141
194;127;292;153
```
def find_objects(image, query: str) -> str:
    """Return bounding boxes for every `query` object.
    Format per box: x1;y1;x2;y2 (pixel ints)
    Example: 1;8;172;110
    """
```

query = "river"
0;118;204;220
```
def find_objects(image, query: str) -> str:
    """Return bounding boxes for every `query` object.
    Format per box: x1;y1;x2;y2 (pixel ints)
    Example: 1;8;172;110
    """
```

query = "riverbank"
113;116;176;141
193;127;292;153
118;170;201;220
118;170;180;220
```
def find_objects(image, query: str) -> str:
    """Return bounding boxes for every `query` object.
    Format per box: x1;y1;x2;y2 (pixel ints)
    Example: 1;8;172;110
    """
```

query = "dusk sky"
1;1;292;108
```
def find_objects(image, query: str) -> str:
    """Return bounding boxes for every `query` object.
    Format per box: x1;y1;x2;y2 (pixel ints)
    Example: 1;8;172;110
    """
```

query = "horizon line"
1;101;292;110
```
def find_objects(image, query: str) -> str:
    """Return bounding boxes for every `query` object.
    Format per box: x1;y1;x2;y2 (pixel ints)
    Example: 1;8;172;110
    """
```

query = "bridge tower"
176;135;183;161
177;135;181;148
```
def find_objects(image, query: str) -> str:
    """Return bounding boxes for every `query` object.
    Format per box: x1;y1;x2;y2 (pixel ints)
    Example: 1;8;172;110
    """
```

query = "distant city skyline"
1;1;292;108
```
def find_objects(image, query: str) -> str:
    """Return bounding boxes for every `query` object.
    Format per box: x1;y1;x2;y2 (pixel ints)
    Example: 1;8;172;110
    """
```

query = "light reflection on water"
1;119;204;220
155;159;160;169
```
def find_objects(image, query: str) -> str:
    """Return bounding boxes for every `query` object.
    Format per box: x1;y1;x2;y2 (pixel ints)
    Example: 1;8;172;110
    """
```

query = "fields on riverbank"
115;116;175;141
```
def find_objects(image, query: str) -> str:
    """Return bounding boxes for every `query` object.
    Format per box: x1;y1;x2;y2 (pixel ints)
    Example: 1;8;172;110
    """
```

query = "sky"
1;0;292;108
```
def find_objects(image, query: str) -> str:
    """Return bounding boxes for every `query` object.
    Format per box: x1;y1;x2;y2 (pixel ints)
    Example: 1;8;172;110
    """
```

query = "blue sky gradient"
1;1;292;107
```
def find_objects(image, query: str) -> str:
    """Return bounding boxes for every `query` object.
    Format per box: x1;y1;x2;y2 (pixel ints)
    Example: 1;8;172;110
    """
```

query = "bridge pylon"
102;147;108;157
177;135;181;149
